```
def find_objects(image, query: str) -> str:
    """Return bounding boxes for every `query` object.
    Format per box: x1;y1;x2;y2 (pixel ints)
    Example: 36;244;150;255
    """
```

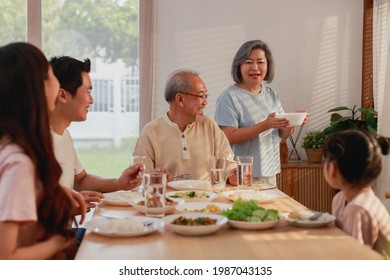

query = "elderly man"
133;69;237;184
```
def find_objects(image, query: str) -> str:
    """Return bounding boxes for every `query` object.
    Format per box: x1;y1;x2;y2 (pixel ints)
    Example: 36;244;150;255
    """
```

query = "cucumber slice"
263;211;279;221
252;209;267;220
249;216;262;222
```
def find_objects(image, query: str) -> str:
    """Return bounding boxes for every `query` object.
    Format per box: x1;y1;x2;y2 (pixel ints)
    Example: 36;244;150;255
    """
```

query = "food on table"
96;218;145;232
183;204;222;213
174;181;210;189
137;199;177;207
168;191;210;200
171;216;217;226
288;211;300;219
286;210;331;223
228;190;280;202
104;191;143;203
222;198;279;222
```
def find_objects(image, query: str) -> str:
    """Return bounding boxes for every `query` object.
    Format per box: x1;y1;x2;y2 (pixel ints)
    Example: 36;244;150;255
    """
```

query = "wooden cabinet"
276;161;338;213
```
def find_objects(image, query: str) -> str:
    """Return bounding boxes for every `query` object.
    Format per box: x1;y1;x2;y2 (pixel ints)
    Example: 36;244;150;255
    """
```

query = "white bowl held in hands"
275;112;307;127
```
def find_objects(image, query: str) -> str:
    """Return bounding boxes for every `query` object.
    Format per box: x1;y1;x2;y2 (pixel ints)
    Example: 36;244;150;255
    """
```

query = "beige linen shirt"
133;114;235;180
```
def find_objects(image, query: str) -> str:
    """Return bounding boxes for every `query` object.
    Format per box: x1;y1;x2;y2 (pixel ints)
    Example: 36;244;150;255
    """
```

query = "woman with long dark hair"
0;42;85;259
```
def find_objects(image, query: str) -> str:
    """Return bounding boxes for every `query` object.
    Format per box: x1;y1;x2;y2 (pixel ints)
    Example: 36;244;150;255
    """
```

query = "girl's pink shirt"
0;143;44;247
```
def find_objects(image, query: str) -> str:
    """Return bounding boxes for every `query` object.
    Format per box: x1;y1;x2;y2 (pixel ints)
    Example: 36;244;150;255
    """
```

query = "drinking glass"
210;156;226;191
236;156;253;188
131;155;147;171
143;173;167;217
131;155;147;193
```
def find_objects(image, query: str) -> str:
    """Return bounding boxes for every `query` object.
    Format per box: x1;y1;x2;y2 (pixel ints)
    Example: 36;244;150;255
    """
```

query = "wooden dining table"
75;185;383;260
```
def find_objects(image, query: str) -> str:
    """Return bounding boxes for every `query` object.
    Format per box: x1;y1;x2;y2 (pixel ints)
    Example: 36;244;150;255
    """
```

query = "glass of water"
131;155;147;192
143;173;166;217
236;156;253;188
210;155;226;191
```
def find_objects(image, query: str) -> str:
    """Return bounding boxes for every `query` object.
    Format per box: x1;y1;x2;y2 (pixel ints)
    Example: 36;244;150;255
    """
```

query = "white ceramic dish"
102;190;143;206
228;219;280;230
167;180;211;191
162;213;228;236
166;190;217;203
175;202;232;213
280;210;336;228
275;112;307;127
84;216;164;237
129;198;185;215
221;189;285;203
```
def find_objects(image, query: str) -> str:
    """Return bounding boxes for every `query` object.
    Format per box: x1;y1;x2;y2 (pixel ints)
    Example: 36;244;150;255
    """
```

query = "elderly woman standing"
215;40;304;186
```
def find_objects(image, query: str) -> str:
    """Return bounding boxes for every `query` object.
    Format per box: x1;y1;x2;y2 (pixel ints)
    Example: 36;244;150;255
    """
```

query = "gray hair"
164;69;200;102
231;40;275;83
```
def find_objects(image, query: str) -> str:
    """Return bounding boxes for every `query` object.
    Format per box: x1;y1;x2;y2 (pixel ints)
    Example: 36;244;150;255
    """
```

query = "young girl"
324;130;390;259
0;42;85;259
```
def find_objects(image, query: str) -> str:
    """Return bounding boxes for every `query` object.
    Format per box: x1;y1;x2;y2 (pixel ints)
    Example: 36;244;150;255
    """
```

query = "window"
1;0;140;177
0;0;27;44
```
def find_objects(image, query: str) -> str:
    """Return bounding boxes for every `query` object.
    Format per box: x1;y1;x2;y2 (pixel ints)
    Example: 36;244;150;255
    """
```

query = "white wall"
152;0;363;159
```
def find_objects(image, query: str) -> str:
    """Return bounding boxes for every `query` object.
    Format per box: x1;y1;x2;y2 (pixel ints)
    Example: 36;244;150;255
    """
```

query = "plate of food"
281;210;336;228
129;198;185;215
162;213;228;236
84;216;164;237
166;190;217;203
101;190;143;206
221;199;280;230
221;189;285;204
275;112;307;127
175;202;232;214
167;180;211;191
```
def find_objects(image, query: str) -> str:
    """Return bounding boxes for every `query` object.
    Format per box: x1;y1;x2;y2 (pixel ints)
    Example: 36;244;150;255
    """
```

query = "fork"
170;173;192;180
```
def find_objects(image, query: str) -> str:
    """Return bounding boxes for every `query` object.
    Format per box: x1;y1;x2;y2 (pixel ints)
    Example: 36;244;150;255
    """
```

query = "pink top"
0;143;44;248
332;187;390;259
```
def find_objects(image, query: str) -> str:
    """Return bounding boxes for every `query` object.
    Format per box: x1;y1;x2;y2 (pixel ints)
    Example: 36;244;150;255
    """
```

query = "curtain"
373;0;390;207
139;0;155;131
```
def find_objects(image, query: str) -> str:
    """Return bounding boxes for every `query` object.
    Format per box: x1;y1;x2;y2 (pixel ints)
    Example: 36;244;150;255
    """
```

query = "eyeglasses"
180;91;209;100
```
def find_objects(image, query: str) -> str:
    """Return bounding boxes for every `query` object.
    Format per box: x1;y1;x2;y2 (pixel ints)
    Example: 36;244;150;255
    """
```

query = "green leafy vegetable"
222;198;279;222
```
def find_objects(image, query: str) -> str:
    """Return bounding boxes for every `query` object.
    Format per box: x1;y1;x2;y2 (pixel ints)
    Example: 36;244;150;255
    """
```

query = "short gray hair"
231;40;275;83
164;69;200;102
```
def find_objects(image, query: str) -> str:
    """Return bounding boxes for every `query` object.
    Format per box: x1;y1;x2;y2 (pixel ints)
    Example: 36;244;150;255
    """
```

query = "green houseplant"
323;105;377;136
301;130;326;163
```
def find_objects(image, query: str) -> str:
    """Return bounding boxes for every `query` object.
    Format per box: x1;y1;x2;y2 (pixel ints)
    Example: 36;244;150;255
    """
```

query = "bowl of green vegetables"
221;199;280;230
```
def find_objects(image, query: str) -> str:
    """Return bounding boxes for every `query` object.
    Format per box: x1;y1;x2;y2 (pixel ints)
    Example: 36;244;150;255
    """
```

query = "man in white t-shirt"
49;56;142;209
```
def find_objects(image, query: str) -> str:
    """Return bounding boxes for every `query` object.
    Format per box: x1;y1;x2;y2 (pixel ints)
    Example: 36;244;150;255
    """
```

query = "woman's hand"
79;191;104;211
61;188;87;224
265;112;290;129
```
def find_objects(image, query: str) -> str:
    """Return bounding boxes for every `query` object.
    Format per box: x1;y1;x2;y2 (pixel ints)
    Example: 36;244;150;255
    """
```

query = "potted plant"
301;130;326;163
323;105;377;136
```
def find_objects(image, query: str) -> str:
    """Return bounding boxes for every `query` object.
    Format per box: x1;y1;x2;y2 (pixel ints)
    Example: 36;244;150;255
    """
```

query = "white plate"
280;210;336;228
167;180;211;191
129;198;185;215
162;213;228;236
102;190;143;206
166;190;217;202
175;202;232;213
221;189;285;203
275;112;307;127
228;219;280;230
84;216;164;237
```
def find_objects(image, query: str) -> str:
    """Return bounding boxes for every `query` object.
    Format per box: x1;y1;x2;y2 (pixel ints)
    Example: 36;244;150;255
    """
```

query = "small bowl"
162;213;228;236
275;112;307;127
